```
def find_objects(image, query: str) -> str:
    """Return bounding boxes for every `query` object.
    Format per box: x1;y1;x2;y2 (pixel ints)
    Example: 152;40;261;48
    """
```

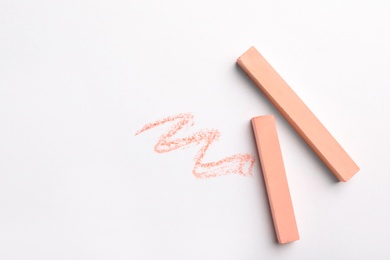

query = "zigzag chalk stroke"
135;113;255;178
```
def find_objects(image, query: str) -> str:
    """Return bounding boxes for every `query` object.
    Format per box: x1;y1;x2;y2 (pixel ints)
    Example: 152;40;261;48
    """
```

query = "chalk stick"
238;47;359;182
251;115;299;244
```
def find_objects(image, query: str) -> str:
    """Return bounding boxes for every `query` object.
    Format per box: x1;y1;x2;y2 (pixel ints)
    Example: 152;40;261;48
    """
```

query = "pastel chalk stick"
251;115;299;244
238;47;359;182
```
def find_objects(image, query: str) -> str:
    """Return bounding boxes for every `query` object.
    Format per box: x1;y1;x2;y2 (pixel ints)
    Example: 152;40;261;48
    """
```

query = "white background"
1;0;389;259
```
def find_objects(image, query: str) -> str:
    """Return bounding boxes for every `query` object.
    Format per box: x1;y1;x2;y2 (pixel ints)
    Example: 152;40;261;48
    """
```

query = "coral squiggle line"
135;113;255;178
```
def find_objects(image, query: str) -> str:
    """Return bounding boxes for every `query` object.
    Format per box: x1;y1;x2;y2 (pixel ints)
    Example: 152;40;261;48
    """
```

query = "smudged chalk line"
135;113;255;179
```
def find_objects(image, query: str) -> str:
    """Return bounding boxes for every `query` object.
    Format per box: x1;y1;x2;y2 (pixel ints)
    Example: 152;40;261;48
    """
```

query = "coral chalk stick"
238;46;359;182
251;115;299;244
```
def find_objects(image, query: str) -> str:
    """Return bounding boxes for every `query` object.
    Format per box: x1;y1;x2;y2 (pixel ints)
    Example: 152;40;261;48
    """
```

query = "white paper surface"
0;0;389;259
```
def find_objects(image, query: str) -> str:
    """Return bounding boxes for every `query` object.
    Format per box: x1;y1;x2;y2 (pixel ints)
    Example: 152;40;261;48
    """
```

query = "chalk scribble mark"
135;113;255;178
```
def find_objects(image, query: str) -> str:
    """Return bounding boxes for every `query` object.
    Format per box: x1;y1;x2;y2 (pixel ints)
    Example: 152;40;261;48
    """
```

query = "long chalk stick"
252;115;299;244
238;47;359;182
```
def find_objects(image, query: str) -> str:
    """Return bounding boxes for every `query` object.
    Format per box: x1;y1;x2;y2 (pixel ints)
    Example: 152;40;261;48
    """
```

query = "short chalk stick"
251;115;299;244
238;47;359;182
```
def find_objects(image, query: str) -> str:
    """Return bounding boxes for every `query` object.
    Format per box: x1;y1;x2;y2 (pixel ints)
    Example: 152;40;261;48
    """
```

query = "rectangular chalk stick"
251;115;299;244
238;47;359;182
